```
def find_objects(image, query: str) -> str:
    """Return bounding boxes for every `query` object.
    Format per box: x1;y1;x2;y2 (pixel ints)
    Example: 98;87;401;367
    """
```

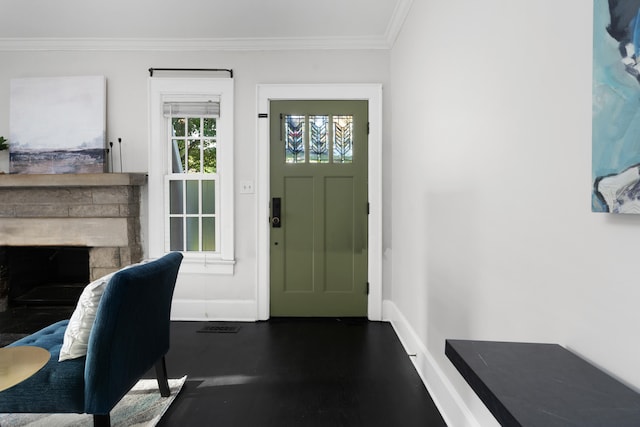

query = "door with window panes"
270;100;368;317
166;102;219;253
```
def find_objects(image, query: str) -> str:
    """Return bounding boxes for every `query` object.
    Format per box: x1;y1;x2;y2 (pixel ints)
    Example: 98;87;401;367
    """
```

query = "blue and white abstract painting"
592;0;640;213
9;76;106;174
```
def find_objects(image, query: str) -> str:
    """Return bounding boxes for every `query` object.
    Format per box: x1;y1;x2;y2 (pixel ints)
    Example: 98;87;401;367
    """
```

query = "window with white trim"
165;104;219;252
148;78;234;274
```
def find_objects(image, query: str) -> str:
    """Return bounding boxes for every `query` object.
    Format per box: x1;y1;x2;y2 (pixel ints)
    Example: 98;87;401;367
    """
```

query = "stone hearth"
0;173;147;280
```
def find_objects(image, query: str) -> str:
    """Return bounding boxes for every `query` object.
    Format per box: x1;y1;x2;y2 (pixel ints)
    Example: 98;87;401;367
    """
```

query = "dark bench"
446;339;640;427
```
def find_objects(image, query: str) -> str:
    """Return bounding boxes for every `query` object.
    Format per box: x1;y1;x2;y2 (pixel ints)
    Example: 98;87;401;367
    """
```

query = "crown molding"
385;0;414;47
0;35;392;52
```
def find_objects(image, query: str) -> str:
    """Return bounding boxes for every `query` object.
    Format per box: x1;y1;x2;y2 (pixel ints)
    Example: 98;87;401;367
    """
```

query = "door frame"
256;84;383;320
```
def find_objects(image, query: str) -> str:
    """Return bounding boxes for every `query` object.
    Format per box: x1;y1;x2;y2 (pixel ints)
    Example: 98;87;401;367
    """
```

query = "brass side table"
0;346;50;392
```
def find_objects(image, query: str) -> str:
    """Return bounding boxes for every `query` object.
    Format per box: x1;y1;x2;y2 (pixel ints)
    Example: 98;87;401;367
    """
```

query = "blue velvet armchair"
0;252;183;427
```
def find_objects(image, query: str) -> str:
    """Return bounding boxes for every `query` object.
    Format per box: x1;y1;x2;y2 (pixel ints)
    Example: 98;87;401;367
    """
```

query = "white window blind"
163;100;220;118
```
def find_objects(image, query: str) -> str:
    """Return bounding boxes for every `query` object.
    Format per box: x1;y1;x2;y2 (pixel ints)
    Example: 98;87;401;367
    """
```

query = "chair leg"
93;413;110;427
155;356;171;397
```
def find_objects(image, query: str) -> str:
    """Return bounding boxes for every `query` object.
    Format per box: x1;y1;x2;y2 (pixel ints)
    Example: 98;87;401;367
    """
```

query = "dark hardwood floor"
158;318;446;426
0;307;447;426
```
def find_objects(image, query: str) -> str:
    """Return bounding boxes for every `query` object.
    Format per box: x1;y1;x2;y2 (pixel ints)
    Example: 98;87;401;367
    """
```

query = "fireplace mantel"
0;173;147;280
0;173;147;188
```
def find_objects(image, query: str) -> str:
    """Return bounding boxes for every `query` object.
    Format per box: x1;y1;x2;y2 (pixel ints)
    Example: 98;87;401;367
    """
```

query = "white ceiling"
0;0;413;51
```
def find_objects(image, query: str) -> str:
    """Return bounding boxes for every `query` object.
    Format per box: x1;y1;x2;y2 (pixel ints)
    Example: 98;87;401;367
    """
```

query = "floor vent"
197;325;241;334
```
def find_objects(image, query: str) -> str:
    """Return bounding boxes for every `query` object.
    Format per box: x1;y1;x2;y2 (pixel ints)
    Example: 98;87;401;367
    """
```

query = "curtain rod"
148;68;233;78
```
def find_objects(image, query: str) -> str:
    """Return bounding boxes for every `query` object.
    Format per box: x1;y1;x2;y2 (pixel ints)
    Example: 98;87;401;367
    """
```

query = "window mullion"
199;177;203;252
216;178;220;253
200;121;205;174
183;119;188;173
182;179;187;251
199;120;203;252
304;115;310;163
183;137;188;173
329;115;334;163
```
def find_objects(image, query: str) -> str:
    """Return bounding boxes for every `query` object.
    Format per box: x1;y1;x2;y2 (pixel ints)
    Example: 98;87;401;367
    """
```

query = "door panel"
325;176;355;293
283;176;314;293
270;100;368;317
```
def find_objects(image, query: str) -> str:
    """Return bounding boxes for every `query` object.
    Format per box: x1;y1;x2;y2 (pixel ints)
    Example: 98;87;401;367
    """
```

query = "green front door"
270;100;368;317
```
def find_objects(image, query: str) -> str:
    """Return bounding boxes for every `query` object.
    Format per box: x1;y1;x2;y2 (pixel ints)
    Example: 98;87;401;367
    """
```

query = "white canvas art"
9;76;106;174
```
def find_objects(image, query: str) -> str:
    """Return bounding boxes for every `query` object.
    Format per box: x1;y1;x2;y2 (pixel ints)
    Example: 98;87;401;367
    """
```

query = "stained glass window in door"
309;115;329;163
333;115;353;163
285;115;305;163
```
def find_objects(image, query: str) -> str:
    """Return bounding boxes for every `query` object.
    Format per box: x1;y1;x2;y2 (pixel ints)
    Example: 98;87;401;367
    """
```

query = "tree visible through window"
171;117;217;173
168;113;218;252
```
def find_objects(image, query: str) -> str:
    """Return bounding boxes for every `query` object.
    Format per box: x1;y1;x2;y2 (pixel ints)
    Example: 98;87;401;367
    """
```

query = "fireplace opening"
2;246;90;307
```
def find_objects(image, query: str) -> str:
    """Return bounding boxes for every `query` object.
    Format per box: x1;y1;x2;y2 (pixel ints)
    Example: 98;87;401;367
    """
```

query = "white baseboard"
382;300;481;427
171;299;258;321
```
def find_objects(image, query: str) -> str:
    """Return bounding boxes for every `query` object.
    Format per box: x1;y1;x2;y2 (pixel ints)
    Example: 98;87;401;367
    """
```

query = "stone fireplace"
0;173;147;307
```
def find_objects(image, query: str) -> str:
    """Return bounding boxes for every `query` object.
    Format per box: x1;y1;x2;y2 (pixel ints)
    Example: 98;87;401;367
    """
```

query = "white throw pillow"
58;272;116;361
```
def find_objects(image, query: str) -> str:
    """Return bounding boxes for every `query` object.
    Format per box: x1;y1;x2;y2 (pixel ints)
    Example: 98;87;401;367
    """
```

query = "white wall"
0;49;390;320
389;0;640;425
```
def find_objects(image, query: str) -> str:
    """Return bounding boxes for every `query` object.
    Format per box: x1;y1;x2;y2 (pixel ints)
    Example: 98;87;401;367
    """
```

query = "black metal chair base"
155;356;170;397
93;413;110;427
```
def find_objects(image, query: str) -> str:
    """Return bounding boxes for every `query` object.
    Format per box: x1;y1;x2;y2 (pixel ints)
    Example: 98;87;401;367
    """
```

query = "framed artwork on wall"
9;76;106;174
592;0;640;213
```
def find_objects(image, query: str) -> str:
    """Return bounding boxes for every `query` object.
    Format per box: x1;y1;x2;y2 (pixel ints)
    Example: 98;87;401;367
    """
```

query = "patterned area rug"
0;376;186;427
